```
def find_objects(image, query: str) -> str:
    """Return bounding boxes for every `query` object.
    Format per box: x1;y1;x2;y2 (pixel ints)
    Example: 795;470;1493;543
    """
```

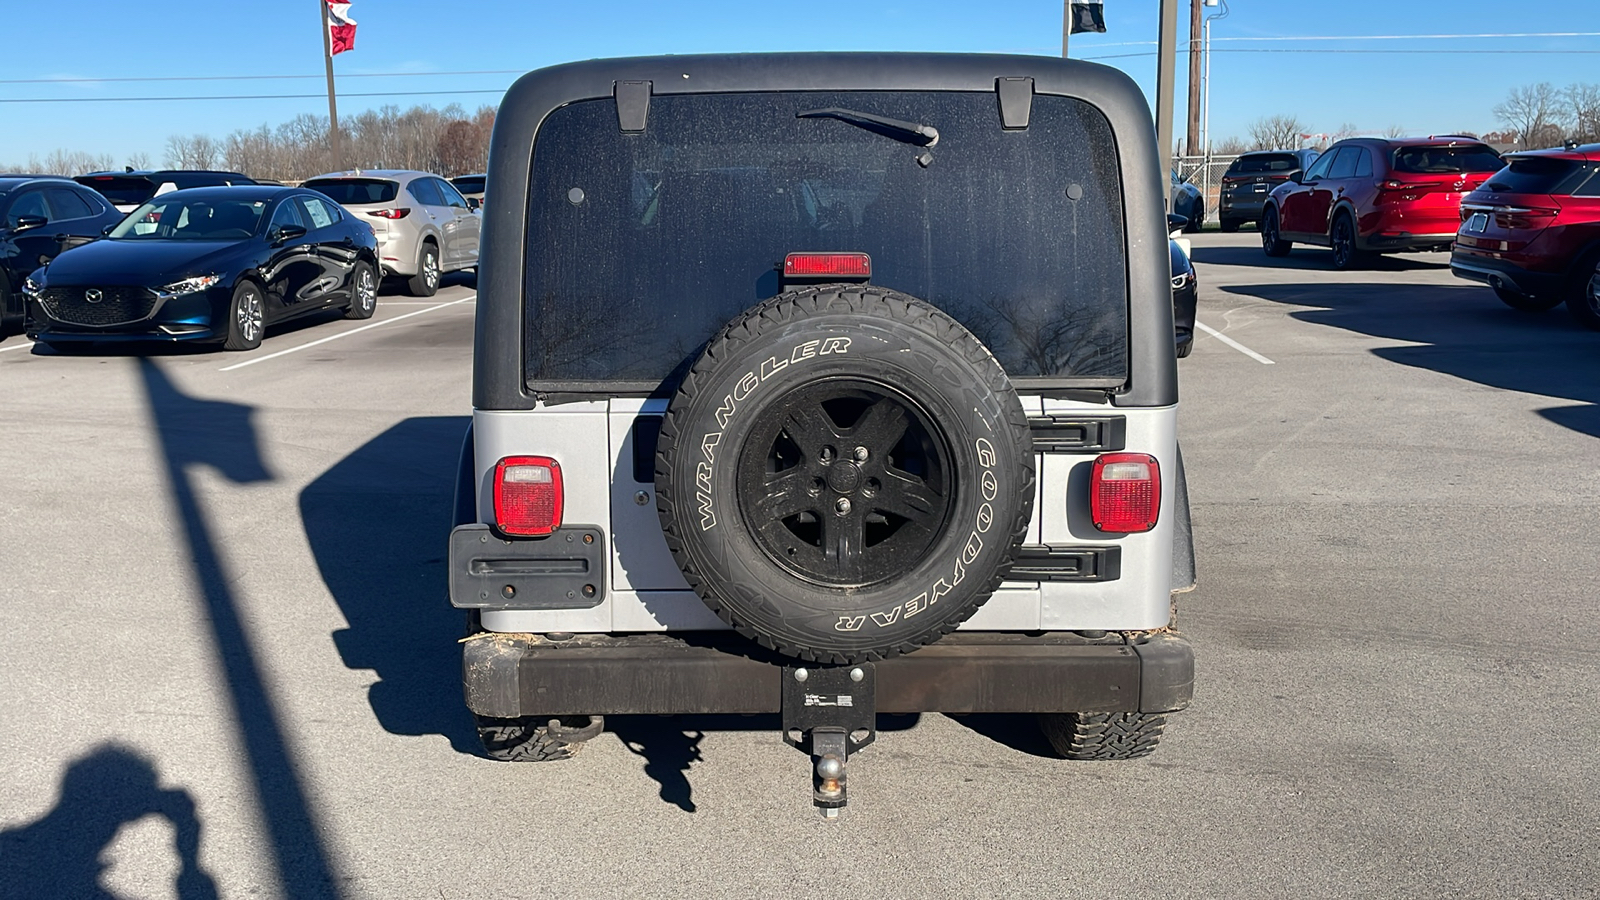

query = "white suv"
303;170;479;296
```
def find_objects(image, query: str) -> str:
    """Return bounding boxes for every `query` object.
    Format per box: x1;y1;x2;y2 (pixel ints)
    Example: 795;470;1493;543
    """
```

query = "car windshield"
452;176;486;193
1230;154;1300;174
109;197;267;240
1482;157;1597;195
1391;144;1502;174
78;175;160;206
524;90;1129;387
304;178;399;205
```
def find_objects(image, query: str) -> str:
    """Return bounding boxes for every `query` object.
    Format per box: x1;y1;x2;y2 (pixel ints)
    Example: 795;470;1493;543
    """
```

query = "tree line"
2;102;496;182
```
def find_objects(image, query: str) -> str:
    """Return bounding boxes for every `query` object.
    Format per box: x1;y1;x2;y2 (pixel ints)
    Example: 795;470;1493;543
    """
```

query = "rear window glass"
75;175;158;206
452;176;486;194
1228;154;1301;174
1482;157;1598;195
1391;144;1502;174
304;178;399;205
524;91;1128;388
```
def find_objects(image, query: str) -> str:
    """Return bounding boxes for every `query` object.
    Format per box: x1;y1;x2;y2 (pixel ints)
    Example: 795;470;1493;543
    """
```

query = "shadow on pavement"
1223;280;1600;439
0;745;218;900
945;713;1059;759
1192;243;1449;272
299;415;480;755
138;359;341;899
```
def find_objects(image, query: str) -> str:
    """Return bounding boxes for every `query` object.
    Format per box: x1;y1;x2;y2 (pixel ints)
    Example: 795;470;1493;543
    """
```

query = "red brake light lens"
1090;453;1161;534
784;252;871;278
493;456;563;536
368;207;411;219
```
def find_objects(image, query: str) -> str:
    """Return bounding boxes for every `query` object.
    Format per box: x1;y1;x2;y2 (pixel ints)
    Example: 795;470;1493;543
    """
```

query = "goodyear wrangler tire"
655;286;1035;663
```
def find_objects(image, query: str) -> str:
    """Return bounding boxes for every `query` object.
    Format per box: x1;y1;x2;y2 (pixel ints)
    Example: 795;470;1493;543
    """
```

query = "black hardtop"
475;52;1176;410
77;168;254;183
135;185;297;205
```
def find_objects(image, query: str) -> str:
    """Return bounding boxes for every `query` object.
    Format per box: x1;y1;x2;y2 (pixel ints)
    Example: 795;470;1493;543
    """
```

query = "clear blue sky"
1;0;1594;166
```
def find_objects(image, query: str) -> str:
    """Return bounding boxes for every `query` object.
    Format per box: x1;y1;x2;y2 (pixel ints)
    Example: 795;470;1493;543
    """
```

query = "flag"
327;1;357;55
1070;0;1106;34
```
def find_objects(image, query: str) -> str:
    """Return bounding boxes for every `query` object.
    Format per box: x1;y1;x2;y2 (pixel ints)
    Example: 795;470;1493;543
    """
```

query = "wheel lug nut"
853;447;868;461
834;498;852;516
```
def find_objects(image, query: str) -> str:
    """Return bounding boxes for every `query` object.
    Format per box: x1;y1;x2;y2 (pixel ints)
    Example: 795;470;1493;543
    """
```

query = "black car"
74;169;256;213
1217;149;1319;232
1170;237;1197;358
0;175;125;340
24;186;379;352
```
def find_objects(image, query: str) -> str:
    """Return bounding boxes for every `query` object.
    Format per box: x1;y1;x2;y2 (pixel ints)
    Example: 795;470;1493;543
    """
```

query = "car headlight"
1171;272;1194;290
21;275;43;297
157;275;222;298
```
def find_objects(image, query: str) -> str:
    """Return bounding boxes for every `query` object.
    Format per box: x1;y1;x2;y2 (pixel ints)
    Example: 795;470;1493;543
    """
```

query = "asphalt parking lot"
2;238;1597;899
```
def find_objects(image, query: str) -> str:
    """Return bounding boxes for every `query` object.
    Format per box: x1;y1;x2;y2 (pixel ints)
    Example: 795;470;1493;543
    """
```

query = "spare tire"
655;286;1035;663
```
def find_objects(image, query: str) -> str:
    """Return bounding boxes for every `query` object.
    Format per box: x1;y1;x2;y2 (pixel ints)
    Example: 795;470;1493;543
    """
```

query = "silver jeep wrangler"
449;52;1195;815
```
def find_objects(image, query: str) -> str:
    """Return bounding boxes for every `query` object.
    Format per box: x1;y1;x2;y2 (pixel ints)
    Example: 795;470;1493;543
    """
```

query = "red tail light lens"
493;456;563;536
784;252;871;278
1495;208;1558;230
368;207;411;219
1090;453;1161;533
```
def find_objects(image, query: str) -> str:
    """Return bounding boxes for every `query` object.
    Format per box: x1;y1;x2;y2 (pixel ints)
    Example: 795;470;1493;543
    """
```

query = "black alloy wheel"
1330;214;1363;270
735;378;953;589
1569;252;1600;330
1261;207;1290;257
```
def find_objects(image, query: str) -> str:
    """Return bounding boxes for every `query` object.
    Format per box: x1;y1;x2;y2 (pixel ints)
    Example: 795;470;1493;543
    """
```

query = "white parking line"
219;295;473;372
1195;321;1275;365
0;341;36;354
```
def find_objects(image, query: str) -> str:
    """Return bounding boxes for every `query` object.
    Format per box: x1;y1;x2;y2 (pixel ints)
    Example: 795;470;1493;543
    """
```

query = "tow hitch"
782;663;876;818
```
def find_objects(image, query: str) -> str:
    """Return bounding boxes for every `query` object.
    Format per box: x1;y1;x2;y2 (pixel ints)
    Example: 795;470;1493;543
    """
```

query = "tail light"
1090;453;1161;533
368;207;411;219
1221;175;1244;184
493;456;563;536
1382;180;1428;191
1495;207;1558;230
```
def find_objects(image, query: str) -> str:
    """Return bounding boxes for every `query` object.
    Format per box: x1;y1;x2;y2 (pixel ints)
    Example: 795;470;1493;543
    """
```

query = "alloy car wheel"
407;244;440;297
345;263;377;320
1331;217;1359;270
1261;208;1290;257
223;282;265;351
1571;255;1600;331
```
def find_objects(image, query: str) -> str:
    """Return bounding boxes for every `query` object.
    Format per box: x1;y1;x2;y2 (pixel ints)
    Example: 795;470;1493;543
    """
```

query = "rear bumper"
1360;230;1456;252
462;629;1194;717
1218;194;1268;219
1449;254;1566;297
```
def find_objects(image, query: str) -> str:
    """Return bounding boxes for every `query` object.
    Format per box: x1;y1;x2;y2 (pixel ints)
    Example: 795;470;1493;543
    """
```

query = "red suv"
1261;137;1502;269
1450;144;1600;329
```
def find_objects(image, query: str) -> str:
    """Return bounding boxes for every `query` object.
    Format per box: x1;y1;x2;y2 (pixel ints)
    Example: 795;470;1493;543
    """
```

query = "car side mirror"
271;223;308;244
13;215;48;232
101;224;116;235
466;197;481;211
1167;213;1188;235
1289;171;1305;184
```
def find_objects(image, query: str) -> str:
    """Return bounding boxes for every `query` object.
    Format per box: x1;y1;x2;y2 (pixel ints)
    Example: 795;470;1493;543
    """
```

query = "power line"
1084;47;1600;60
1078;31;1600;47
0;89;506;105
0;69;528;86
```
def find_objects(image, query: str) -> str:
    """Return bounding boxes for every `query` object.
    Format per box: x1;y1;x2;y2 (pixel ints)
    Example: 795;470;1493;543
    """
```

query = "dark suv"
448;54;1195;815
1262;137;1502;268
1451;144;1600;328
74;169;256;213
0;175;123;339
1218;149;1318;232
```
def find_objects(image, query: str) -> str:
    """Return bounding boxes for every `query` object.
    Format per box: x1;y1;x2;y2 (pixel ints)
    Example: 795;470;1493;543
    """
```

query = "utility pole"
1156;0;1178;206
1061;0;1070;57
1185;0;1202;158
318;0;343;170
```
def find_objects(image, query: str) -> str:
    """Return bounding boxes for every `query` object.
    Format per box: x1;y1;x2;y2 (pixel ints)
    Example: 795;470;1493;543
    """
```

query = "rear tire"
1261;207;1291;257
407;242;440;297
344;261;377;320
1329;213;1368;270
1038;711;1167;760
474;715;599;762
1493;285;1562;312
1185;203;1203;233
1219;218;1241;234
222;280;265;351
1565;251;1600;330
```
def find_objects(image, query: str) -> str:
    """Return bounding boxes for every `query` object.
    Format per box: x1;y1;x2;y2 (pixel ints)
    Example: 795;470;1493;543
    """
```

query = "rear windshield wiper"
797;107;939;147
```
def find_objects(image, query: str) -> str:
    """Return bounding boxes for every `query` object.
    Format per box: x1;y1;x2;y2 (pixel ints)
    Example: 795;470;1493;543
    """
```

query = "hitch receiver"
782;663;876;818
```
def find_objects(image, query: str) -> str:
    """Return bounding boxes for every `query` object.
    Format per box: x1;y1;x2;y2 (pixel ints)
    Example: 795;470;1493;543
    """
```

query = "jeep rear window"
523;91;1128;388
1390;144;1502;175
303;178;399;205
1229;153;1300;174
1482;157;1598;195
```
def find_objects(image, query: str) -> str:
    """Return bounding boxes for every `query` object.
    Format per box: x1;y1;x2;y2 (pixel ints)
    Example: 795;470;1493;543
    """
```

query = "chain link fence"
1175;154;1240;226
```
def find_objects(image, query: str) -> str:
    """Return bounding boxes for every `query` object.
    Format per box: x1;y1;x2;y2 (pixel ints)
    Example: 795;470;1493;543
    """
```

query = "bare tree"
164;134;193;168
126;150;152;170
1213;136;1249;156
1493;82;1566;149
1567;82;1600;144
1247;115;1306;151
1383;124;1408;139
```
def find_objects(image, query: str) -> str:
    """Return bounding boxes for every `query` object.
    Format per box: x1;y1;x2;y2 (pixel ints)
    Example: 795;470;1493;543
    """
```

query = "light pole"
1201;0;1228;157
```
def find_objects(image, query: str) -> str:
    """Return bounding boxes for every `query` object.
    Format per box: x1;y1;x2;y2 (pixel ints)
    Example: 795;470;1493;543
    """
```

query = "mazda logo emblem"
84;289;103;304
